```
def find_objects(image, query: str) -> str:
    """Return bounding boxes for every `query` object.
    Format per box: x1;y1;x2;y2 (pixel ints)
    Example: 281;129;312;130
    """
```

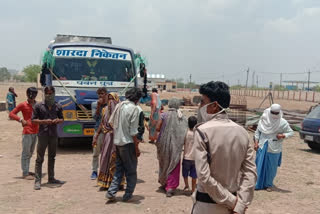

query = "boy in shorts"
182;116;197;193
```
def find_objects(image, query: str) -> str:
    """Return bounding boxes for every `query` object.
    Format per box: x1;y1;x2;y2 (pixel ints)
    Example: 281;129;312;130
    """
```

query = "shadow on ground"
14;173;47;180
156;186;192;197
272;185;292;194
105;195;145;205
298;148;320;155
137;178;145;184
57;138;92;155
41;181;67;189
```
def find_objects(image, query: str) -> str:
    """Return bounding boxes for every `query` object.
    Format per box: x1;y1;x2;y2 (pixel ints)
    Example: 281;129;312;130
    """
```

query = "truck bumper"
299;130;320;144
57;121;95;138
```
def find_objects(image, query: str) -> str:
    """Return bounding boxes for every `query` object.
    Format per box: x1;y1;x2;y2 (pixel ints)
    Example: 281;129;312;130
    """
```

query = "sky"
1;0;320;86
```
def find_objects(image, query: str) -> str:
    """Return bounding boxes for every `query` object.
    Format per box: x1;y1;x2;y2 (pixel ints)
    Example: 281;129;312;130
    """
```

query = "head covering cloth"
157;98;188;186
257;104;283;135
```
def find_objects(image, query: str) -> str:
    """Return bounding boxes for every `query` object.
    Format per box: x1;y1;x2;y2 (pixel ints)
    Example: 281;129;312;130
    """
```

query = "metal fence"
231;89;320;103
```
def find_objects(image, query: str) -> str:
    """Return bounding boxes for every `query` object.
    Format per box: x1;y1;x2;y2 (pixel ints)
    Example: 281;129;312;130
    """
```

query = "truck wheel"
58;138;65;147
305;140;320;150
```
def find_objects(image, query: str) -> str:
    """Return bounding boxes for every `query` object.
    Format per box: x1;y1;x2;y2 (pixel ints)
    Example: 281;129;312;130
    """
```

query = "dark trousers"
108;143;137;196
35;136;57;183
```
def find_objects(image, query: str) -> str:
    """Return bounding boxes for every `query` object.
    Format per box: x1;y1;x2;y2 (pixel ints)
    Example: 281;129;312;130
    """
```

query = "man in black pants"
32;86;64;190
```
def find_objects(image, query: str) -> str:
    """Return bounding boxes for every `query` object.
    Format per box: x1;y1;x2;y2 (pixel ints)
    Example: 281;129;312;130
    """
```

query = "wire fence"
231;89;320;103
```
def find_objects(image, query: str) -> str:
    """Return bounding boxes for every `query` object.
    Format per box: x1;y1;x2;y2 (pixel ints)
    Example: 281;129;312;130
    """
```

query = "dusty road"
1;111;320;214
1;85;320;213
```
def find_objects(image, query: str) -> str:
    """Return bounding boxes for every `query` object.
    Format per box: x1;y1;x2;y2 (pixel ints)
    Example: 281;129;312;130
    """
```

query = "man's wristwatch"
19;118;23;123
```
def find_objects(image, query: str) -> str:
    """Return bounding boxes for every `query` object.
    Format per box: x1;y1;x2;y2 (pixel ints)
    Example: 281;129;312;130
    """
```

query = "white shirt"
255;118;294;153
183;129;195;160
113;101;140;146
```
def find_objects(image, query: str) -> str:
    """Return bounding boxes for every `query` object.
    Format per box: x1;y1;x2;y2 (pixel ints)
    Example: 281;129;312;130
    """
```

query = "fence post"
287;90;289;100
313;91;315;102
306;91;308;101
299;90;301;101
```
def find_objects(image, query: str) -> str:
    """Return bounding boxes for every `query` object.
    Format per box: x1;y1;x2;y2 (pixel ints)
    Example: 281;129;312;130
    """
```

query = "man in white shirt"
106;88;142;202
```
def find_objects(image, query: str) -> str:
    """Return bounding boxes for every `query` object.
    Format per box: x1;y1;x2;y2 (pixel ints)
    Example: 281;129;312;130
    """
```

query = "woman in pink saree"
149;88;161;143
93;93;125;191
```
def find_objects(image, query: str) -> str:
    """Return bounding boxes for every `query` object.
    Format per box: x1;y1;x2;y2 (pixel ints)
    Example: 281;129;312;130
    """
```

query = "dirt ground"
1;86;320;214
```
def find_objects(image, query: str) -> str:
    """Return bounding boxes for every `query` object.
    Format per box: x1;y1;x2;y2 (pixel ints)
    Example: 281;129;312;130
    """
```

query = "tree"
0;67;11;81
13;74;26;82
313;85;320;92
273;84;287;91
22;64;41;82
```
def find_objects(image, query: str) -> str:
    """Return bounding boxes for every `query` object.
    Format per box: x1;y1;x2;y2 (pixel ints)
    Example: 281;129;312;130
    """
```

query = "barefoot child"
182;116;197;192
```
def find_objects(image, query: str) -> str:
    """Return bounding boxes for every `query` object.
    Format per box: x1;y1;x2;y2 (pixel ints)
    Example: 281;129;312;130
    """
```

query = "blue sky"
1;0;320;86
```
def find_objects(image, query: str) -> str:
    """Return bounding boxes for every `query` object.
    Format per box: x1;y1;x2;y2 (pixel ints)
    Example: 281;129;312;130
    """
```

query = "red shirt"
9;101;39;134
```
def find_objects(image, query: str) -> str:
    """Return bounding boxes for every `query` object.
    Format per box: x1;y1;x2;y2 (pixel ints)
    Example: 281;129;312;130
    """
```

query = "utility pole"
251;71;255;87
307;70;311;91
256;75;259;88
245;67;250;95
189;74;192;92
280;73;282;88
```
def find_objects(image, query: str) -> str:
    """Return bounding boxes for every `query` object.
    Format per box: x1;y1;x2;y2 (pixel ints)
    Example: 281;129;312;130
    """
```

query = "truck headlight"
63;110;76;120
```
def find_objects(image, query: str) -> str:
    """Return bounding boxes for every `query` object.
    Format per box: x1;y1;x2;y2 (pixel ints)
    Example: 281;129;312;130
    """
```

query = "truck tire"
58;138;65;147
305;140;320;151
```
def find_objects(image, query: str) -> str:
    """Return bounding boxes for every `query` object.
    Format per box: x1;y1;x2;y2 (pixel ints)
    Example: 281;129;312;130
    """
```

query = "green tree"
13;74;26;82
273;84;287;91
0;67;11;81
313;85;320;92
22;64;41;82
230;85;242;90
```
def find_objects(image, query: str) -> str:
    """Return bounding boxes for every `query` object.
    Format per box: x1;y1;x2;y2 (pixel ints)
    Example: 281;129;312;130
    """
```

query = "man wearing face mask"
254;104;293;192
9;87;39;180
32;86;64;190
192;81;257;214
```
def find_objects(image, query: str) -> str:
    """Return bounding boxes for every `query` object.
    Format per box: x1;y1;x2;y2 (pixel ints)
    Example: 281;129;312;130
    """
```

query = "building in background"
156;80;177;92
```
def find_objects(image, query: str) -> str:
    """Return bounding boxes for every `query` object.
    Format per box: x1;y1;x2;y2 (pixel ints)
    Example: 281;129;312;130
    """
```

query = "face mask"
45;94;55;106
198;102;226;123
271;114;280;120
197;108;204;123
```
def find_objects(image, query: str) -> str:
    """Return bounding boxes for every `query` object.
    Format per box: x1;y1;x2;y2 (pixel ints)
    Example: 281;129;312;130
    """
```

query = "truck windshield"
307;105;320;119
53;58;134;82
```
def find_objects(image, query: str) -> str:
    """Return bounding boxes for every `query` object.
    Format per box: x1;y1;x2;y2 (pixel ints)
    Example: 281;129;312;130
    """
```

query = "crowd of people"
7;80;294;214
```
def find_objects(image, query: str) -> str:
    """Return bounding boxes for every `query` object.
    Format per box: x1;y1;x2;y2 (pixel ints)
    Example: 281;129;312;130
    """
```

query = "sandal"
183;186;190;191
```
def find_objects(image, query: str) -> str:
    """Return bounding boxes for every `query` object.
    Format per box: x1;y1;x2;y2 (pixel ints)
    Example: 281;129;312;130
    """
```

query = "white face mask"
271;113;280;120
197;102;227;123
198;102;214;122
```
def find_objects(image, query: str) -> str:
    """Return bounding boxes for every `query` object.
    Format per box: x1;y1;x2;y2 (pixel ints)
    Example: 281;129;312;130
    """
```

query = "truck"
41;34;138;144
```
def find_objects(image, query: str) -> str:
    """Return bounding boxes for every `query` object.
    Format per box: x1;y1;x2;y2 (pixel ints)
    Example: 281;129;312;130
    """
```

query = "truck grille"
76;110;93;120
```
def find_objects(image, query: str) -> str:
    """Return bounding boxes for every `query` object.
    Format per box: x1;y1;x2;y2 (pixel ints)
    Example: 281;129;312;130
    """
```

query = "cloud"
263;7;320;34
1;0;320;86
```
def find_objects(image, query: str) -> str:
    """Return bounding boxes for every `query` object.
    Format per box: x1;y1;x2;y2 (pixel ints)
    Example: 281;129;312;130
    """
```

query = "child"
182;116;197;193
